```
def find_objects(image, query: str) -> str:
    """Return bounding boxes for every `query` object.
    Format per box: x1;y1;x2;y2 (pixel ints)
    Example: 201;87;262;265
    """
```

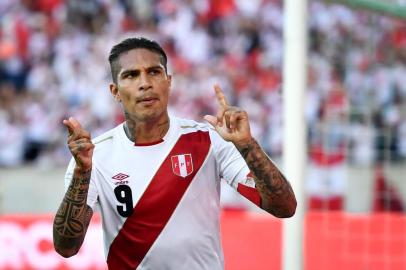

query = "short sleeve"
209;129;261;207
64;158;99;210
209;129;249;186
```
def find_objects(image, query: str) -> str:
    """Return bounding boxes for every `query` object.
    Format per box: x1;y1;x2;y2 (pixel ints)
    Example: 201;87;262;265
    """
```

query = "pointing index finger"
62;117;83;135
69;117;83;130
214;84;228;108
62;119;74;135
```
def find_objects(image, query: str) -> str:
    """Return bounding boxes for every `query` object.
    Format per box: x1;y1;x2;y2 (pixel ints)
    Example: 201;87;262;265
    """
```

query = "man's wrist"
234;136;255;150
74;164;92;174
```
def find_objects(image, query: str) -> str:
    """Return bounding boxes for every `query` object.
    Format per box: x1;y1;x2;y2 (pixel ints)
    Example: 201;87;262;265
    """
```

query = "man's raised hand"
204;85;253;147
63;117;94;171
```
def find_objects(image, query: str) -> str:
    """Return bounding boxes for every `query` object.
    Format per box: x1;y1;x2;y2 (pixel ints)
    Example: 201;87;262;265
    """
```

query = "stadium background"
0;0;405;269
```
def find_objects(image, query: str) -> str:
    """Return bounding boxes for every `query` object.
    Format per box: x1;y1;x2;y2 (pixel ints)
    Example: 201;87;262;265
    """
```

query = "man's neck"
124;113;170;144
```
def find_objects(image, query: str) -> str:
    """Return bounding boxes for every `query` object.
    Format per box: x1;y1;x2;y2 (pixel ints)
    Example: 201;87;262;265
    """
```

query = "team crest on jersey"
171;154;193;178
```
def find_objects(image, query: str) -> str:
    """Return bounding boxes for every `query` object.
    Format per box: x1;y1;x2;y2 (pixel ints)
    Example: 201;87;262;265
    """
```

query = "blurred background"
0;0;405;269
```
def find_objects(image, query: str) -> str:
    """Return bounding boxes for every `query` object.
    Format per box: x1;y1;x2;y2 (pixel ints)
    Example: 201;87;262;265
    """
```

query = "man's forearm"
53;166;93;257
236;138;297;218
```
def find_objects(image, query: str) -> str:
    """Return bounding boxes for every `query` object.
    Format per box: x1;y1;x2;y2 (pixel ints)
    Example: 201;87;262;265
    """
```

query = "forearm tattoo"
53;168;93;251
237;138;296;217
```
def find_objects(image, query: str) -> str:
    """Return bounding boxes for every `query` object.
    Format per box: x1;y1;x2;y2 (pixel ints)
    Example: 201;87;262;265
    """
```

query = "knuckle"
78;138;88;143
69;134;78;142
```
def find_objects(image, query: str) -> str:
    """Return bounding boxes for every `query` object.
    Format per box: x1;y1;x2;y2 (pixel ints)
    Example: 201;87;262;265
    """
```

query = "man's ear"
167;74;172;88
109;83;121;102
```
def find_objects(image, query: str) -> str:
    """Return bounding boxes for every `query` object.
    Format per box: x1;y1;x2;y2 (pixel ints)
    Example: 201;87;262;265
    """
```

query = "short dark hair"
108;37;168;83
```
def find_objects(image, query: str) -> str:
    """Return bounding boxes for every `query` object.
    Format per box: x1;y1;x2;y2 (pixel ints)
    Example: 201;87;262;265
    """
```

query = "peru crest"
171;154;193;178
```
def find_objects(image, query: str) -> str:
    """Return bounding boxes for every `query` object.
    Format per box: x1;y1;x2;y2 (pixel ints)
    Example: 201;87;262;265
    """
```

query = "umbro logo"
112;173;129;180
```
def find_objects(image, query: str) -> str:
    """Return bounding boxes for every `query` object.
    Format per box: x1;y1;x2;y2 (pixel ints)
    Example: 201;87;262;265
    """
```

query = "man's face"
110;48;171;122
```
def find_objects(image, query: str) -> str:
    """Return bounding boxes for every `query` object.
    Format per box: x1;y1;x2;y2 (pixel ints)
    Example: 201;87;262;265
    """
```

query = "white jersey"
64;116;261;270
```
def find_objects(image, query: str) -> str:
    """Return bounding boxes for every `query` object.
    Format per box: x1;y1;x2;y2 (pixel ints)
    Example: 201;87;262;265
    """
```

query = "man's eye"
149;70;160;75
123;72;136;78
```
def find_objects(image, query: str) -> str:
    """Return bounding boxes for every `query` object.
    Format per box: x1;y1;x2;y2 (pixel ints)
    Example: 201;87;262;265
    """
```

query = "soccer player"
53;37;296;269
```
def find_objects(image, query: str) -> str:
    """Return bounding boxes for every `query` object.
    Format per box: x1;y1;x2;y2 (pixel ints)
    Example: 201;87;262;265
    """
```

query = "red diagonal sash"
107;131;211;269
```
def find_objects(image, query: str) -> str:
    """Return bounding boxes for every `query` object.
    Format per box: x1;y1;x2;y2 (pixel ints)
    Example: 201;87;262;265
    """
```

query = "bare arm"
53;167;93;257
53;117;95;257
236;138;296;217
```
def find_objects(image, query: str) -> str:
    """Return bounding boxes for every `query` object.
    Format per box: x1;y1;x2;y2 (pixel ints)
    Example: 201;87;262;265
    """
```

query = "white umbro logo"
112;173;129;181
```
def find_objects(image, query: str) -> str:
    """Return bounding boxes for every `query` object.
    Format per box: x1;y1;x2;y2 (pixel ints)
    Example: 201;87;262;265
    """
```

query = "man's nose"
139;72;152;91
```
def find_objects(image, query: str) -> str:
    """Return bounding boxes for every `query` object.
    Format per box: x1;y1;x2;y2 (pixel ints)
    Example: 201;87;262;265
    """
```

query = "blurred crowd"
0;0;405;172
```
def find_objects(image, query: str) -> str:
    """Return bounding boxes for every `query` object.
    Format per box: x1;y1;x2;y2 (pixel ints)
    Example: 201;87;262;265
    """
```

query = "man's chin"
136;110;167;122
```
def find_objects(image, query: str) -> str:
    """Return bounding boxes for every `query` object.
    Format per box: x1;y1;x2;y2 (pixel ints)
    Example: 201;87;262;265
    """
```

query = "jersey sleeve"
64;158;99;210
209;129;262;207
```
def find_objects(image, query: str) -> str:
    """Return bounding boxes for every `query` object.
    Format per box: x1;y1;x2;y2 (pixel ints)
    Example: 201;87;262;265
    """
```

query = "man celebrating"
53;37;296;269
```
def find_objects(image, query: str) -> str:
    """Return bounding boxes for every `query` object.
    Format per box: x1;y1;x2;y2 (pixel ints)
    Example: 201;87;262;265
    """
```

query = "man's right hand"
63;117;94;170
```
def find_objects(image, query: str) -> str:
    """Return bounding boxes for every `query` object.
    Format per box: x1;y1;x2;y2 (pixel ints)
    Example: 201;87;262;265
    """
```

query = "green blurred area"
324;0;406;19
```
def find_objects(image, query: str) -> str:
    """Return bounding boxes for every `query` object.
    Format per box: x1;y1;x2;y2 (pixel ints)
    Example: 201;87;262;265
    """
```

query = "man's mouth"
137;97;159;105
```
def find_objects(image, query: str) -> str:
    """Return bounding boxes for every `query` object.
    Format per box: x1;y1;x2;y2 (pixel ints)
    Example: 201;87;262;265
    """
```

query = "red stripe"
237;183;261;207
107;131;211;269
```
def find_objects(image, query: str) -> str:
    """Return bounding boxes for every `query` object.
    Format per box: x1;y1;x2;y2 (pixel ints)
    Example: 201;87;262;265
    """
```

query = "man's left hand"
204;84;252;147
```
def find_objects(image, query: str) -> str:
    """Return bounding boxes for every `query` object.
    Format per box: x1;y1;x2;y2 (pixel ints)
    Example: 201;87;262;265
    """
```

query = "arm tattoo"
237;138;296;217
53;167;93;254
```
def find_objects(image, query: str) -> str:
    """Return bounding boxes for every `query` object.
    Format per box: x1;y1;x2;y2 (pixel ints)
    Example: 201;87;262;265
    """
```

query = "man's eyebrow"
120;65;164;75
119;68;139;76
147;65;165;70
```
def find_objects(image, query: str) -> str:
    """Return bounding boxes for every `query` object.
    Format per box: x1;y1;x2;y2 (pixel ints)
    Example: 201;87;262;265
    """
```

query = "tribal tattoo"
53;167;93;254
236;138;296;217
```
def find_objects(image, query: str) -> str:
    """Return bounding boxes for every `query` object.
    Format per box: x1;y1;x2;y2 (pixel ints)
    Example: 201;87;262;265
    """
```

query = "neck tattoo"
123;118;170;143
124;121;136;142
